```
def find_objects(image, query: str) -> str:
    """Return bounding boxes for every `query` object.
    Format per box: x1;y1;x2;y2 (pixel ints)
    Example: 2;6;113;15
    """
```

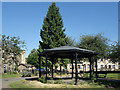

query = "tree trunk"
12;57;15;72
91;61;95;83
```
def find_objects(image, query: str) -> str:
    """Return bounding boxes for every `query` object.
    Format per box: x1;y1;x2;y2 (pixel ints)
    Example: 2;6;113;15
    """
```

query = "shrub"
54;80;63;84
38;76;47;83
47;80;54;84
50;77;53;80
83;73;88;78
88;80;92;84
13;71;18;74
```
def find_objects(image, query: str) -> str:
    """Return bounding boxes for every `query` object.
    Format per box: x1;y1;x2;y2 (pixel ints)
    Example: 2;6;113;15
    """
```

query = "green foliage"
39;2;71;68
109;42;120;62
54;80;63;84
47;80;54;84
55;63;59;69
6;71;18;74
62;59;70;68
15;64;18;71
77;33;110;59
2;73;21;78
2;35;26;71
40;2;67;49
50;77;53;80
27;48;53;69
65;36;75;46
2;35;26;60
27;49;39;68
13;71;18;74
38;76;47;83
58;58;70;70
83;73;89;78
98;73;120;80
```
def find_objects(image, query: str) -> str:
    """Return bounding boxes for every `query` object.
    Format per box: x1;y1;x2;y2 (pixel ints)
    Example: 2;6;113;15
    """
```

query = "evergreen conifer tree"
40;2;66;49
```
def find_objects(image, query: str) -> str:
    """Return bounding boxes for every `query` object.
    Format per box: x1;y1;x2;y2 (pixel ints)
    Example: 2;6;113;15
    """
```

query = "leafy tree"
2;35;26;71
27;48;52;69
39;2;67;50
27;49;39;68
77;33;110;59
66;36;75;46
60;59;70;69
109;42;120;63
76;33;110;81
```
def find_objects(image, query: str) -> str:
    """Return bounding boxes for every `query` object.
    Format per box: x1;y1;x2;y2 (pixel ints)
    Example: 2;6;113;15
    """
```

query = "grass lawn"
9;80;105;88
83;73;120;80
2;73;22;79
1;72;39;79
9;80;36;88
98;73;120;80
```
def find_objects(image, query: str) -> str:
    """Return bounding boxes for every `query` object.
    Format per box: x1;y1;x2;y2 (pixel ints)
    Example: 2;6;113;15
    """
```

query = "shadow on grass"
25;76;91;80
96;78;120;88
25;77;38;81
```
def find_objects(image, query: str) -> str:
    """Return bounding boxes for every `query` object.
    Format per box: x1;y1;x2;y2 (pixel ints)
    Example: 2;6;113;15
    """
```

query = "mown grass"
9;80;105;88
98;73;120;80
83;73;120;80
2;73;22;79
9;80;36;88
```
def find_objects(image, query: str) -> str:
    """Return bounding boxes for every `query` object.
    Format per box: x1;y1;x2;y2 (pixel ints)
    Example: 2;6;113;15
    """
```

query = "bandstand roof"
39;46;98;59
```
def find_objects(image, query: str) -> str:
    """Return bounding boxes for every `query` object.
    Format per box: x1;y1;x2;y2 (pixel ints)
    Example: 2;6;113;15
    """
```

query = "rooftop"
39;46;98;59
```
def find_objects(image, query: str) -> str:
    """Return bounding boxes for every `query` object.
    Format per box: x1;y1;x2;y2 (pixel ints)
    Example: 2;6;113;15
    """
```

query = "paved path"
1;77;38;88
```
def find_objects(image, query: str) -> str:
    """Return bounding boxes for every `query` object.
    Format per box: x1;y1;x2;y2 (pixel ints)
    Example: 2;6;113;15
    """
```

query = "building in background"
18;50;26;64
67;59;120;72
2;50;27;73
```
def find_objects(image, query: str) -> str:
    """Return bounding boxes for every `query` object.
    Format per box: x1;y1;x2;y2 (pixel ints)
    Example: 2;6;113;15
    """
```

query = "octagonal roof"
39;46;98;58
